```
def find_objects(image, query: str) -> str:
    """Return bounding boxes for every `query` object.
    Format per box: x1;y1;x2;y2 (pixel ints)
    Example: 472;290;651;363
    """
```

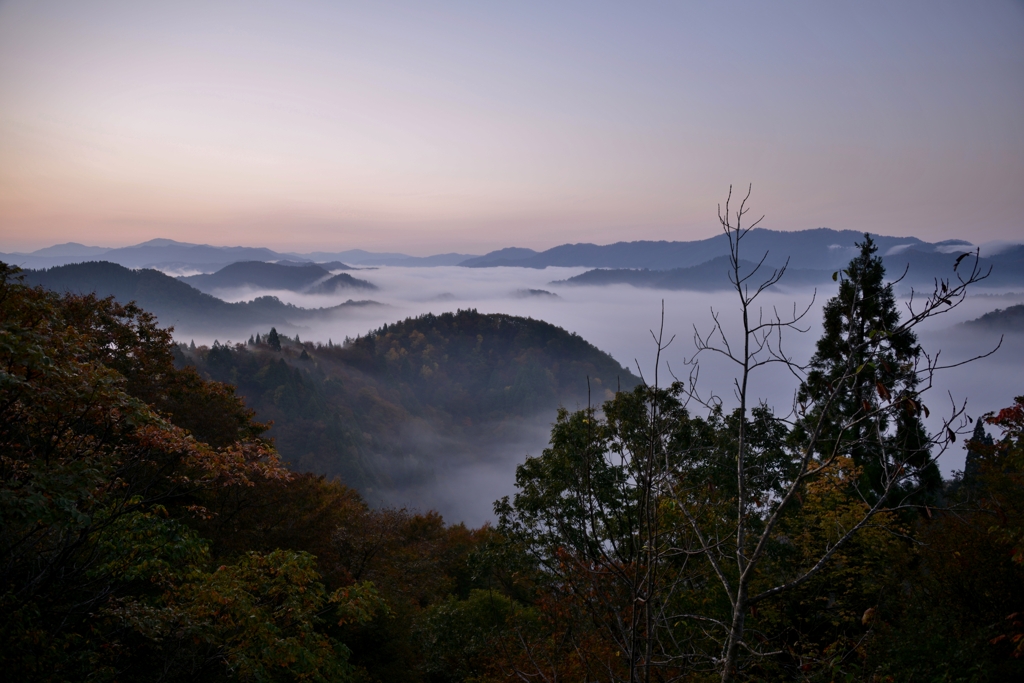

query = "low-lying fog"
186;265;1022;526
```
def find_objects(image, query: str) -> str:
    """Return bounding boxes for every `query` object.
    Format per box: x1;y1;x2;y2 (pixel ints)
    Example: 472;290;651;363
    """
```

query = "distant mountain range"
462;229;961;271
5;229;1023;300
0;239;477;272
20;261;381;341
5;229;1021;276
552;245;1024;290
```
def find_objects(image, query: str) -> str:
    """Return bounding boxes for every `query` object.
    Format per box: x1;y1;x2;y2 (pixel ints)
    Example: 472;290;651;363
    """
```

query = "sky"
1;0;1022;254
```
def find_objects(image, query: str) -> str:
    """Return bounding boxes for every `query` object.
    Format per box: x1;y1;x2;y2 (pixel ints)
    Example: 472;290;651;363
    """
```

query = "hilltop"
182;309;639;496
181;260;376;294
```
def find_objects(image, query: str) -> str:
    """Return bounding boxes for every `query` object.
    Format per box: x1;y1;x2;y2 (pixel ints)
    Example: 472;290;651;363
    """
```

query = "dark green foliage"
965;302;1024;332
6;251;1024;683
865;405;1024;681
797;235;939;500
267;326;282;351
182;310;639;490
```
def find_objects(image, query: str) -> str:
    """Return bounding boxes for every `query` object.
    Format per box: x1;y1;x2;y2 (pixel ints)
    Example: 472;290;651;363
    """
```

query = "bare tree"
677;185;997;682
497;186;996;682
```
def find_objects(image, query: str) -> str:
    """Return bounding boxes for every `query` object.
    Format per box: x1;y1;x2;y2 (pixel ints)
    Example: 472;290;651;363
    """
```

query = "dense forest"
177;310;637;493
2;230;1023;682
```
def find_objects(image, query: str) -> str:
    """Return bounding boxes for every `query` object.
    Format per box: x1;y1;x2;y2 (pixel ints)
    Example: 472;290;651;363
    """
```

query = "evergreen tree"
963;420;993;485
248;334;255;345
189;339;196;351
797;234;939;500
267;327;281;352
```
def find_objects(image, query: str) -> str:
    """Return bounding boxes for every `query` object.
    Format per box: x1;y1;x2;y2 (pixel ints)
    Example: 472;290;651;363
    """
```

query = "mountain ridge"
5;228;1017;273
19;261;381;340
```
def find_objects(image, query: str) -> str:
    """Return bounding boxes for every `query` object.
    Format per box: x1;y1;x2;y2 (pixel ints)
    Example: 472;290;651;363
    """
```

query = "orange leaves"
990;613;1024;659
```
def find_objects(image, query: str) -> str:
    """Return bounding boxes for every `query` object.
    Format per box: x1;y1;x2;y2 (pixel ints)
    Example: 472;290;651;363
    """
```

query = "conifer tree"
797;234;939;499
963;419;993;484
267;327;281;352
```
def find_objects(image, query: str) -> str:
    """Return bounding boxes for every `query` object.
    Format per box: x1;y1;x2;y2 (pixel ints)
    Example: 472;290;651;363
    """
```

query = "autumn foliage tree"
0;264;383;681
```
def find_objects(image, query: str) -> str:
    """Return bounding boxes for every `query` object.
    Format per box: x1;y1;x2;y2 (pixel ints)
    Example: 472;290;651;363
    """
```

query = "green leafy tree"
495;188;992;683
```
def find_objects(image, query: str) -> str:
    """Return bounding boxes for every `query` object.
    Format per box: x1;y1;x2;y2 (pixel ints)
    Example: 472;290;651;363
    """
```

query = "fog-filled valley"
7;1;1024;677
18;240;1023;526
10;228;1024;683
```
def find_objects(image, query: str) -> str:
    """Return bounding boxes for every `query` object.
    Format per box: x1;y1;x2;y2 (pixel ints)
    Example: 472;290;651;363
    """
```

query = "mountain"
1;239;474;271
305;272;379;294
962;303;1024;332
180;261;376;294
5;231;1021;278
275;259;353;270
552;256;830;290
25;242;111;259
883;245;1024;289
553;244;1024;291
458;247;540;267
181;309;639;494
296;249;477;267
0;239;295;271
181;261;331;292
20;261;380;340
98;239;285;269
460;229;934;271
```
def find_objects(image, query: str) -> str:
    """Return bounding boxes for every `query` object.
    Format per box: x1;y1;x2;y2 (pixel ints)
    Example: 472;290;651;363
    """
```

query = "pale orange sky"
1;1;1022;255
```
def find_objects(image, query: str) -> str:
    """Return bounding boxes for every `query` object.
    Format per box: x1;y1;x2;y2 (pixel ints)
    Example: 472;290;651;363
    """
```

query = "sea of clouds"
186;265;1021;525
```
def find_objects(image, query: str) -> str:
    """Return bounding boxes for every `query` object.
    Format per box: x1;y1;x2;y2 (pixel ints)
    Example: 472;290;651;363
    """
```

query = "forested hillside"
21;261;380;339
180;310;638;492
965;302;1024;332
4;252;1024;683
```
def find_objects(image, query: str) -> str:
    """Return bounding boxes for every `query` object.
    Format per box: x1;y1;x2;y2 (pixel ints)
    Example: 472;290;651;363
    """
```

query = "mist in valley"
176;263;1022;526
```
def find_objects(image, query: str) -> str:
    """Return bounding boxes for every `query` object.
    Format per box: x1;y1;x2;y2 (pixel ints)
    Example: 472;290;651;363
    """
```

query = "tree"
796;234;939;500
683;186;992;681
496;379;698;682
268;326;282;351
963;419;994;484
0;263;383;681
497;187;994;682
